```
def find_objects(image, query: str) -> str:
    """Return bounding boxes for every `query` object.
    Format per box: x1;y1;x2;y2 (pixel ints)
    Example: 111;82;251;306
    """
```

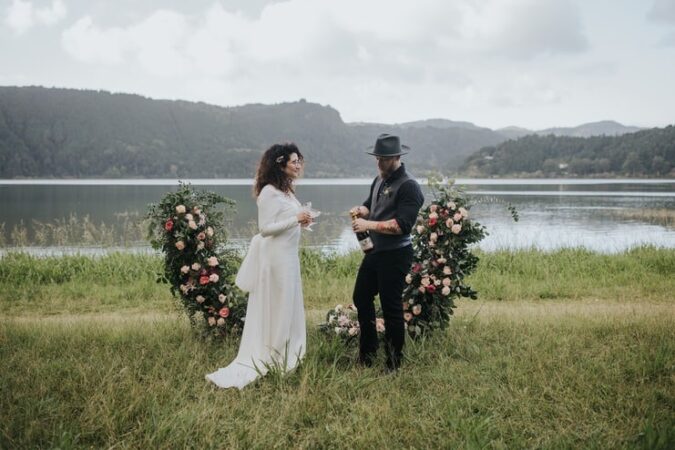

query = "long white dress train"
205;185;306;389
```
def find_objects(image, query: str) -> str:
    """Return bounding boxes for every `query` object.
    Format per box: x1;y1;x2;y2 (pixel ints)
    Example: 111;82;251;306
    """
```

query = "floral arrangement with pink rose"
147;183;247;338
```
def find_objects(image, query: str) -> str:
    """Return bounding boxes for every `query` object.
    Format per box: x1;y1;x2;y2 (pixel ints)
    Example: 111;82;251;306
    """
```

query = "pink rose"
175;241;185;251
164;219;174;231
429;212;438;220
197;232;206;241
412;263;422;273
426;285;436;294
442;277;451;287
421;277;430;287
428;217;437;227
348;327;359;336
219;307;230;318
451;224;462;234
418;286;426;293
429;204;438;213
404;312;413;322
453;212;462;222
199;276;210;285
445;218;454;228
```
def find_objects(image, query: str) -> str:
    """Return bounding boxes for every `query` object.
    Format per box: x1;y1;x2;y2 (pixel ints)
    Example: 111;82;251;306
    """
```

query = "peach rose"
421;276;430;287
443;266;452;275
430;232;438;242
197;232;206;241
412;304;422;315
217;318;225;326
175;205;186;214
404;312;413;322
207;316;216;326
348;327;359;336
376;318;385;332
445;218;454;228
180;265;189;274
188;220;197;230
437;257;447;264
453;212;462;222
459;207;468;218
185;213;193;221
191;263;201;271
209;273;219;283
429;212;438;220
193;207;202;215
219;307;230;318
196;295;205;304
175;241;185;251
416;225;425;234
442;277;451;286
207;256;219;267
451;224;461;234
442;286;451;295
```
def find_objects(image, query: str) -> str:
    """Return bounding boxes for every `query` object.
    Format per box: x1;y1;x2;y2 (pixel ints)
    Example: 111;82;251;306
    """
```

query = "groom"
350;133;424;371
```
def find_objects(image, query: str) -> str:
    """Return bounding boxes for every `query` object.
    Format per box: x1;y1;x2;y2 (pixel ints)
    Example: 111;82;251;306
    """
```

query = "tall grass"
1;248;673;448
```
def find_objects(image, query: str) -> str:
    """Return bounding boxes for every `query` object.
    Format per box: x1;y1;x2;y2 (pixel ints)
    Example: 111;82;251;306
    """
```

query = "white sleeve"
257;187;299;237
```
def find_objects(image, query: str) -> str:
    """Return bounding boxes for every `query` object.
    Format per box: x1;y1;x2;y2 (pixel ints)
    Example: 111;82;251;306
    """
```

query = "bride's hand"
297;210;312;225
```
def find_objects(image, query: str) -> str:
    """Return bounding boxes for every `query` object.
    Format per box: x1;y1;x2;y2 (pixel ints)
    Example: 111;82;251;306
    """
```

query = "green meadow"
1;247;674;449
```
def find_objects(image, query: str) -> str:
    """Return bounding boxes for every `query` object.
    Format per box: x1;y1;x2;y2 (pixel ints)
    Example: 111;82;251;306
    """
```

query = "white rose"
185;213;193;221
443;266;452;275
434;279;441;286
197;242;205;250
217;317;225;326
412;304;422;315
188;220;197;230
175;241;185;251
196;295;205;304
405;274;412;284
416;225;425;234
209;274;219;283
191;263;201;271
334;327;342;335
206;227;214;237
437;258;447;264
180;265;189;274
459;207;468;218
443;277;451;286
442;286;451;295
175;205;186;214
447;202;456;210
451;224;462;234
207;316;216;326
430;232;438;242
218;294;227;303
335;304;344;313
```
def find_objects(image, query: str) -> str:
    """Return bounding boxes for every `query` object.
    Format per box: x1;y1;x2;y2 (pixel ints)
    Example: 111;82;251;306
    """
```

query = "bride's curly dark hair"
254;142;304;197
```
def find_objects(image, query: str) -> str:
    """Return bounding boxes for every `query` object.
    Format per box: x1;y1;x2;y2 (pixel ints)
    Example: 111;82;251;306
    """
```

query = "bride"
206;143;313;389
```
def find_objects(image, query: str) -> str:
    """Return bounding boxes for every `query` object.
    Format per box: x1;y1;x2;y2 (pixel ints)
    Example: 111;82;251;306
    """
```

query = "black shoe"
358;352;375;367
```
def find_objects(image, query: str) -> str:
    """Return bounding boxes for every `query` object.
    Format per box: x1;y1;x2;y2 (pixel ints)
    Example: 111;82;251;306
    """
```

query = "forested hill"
461;127;675;177
0;86;505;178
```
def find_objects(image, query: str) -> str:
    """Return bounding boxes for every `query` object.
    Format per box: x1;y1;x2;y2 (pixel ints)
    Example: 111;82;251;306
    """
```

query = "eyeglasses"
288;160;303;166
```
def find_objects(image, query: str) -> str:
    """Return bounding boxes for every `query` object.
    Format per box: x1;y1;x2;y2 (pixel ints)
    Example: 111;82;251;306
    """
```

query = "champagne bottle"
350;211;374;253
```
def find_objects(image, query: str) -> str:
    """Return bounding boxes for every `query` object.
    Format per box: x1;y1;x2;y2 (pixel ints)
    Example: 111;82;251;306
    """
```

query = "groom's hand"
352;218;372;233
350;205;369;218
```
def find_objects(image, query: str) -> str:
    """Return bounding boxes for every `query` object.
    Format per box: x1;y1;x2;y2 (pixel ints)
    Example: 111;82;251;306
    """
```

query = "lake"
1;178;674;255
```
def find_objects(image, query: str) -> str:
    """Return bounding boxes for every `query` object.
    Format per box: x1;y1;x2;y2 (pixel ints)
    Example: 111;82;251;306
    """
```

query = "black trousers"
352;245;413;368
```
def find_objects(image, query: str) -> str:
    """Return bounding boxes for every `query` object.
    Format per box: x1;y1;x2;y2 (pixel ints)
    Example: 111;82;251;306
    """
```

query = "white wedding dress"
206;184;306;389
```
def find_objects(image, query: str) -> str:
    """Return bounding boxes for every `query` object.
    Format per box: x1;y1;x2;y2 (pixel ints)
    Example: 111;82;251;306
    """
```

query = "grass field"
1;248;674;448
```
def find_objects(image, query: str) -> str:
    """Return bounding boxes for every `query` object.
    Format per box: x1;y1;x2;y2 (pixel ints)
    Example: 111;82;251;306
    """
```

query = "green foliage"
463;125;675;177
146;183;246;338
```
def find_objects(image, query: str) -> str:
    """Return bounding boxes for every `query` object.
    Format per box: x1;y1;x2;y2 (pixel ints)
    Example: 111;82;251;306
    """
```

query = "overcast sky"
2;0;674;129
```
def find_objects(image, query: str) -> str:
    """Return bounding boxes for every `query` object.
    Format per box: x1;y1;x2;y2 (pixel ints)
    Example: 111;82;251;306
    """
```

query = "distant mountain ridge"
0;86;658;179
0;86;504;178
495;120;643;139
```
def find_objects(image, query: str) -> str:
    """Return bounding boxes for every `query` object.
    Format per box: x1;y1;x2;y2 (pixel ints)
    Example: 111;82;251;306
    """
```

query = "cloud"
3;0;66;35
648;0;675;24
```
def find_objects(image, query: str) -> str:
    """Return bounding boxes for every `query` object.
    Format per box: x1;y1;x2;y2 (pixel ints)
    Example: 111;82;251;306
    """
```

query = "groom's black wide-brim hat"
366;133;410;156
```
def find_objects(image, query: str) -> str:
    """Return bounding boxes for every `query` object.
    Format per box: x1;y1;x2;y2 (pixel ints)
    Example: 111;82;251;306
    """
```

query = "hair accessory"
275;155;284;163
